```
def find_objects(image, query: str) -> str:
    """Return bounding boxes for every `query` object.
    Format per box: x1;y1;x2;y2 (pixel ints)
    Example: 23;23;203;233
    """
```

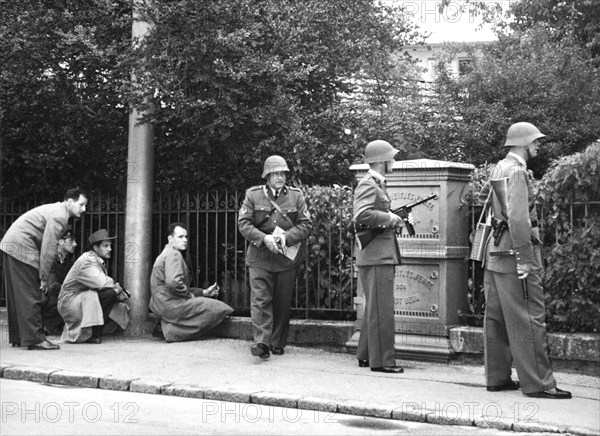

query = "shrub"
539;141;600;332
297;185;355;319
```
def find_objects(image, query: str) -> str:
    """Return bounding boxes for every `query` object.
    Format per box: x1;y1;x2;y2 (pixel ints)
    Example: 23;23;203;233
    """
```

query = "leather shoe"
152;324;165;339
358;359;369;368
11;342;21;348
487;380;520;392
27;340;60;350
525;387;572;399
371;366;404;373
251;343;270;359
270;346;284;355
84;336;102;344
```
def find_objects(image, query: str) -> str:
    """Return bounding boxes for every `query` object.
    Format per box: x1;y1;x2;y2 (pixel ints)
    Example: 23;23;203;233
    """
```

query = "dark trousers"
356;265;396;368
2;253;46;346
249;267;296;347
41;290;64;335
91;288;117;337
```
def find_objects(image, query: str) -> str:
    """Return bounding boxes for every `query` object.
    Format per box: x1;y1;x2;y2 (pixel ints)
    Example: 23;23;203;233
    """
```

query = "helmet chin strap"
525;146;533;161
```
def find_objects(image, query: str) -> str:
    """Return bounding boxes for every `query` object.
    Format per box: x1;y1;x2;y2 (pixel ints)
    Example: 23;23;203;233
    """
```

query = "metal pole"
124;1;155;336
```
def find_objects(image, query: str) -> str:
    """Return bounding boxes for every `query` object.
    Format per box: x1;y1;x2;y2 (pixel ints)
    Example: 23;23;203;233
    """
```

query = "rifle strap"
477;189;493;226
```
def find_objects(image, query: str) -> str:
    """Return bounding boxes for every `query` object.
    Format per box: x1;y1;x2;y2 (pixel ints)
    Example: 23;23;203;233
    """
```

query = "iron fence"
1;193;597;321
0;191;357;320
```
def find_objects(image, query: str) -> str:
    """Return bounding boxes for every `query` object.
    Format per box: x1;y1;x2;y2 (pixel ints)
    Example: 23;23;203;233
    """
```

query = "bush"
539;141;600;332
297;185;355;319
543;217;600;333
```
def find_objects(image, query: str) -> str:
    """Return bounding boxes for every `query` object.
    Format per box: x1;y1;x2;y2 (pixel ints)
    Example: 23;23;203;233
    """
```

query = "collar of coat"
263;185;287;197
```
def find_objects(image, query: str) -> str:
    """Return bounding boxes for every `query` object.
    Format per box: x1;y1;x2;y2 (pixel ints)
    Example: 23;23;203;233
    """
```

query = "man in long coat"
58;229;129;344
150;222;233;343
0;188;87;350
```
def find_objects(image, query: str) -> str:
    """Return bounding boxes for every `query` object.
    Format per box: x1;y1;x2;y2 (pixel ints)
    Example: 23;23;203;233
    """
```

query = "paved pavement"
1;314;598;435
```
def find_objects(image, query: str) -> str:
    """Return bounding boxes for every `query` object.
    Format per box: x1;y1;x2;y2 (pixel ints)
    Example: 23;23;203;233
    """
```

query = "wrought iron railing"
0;191;357;320
2;193;597;322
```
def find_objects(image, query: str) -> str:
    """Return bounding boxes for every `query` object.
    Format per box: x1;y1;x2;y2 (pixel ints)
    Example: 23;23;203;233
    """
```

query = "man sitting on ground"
150;222;233;342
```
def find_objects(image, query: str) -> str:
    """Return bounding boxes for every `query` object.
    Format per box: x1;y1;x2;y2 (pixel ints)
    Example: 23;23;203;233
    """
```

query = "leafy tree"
123;0;420;191
414;30;600;177
508;0;600;60
1;0;132;198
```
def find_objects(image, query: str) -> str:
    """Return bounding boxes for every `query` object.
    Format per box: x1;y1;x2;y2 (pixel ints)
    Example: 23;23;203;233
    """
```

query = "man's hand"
39;280;48;295
278;233;287;248
114;282;129;301
517;262;531;280
203;283;220;298
389;212;403;229
264;234;281;254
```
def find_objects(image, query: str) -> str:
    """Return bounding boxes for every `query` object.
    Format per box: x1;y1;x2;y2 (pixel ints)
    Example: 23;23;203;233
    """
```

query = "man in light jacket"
0;188;87;350
58;229;129;344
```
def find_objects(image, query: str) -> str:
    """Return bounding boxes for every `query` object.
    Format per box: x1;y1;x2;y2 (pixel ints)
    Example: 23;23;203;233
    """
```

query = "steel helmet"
504;122;546;147
363;140;399;164
261;155;290;178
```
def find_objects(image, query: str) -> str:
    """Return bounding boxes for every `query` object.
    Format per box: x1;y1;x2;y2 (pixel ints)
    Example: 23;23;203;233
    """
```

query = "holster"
491;218;508;246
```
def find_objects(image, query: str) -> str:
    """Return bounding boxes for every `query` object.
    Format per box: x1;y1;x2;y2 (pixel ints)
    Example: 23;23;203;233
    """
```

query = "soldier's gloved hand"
389;212;403;228
264;235;280;254
278;233;287;248
517;262;531;280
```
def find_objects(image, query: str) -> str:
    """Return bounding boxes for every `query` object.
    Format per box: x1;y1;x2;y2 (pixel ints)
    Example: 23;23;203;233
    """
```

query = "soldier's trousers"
483;269;556;393
249;266;296;347
356;265;396;368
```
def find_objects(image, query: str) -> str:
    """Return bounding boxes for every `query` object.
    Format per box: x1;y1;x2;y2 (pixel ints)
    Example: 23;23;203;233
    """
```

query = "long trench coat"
58;251;129;343
150;245;233;343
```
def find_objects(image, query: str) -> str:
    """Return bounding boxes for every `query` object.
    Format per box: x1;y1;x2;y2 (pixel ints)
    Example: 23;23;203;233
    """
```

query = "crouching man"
58;229;129;344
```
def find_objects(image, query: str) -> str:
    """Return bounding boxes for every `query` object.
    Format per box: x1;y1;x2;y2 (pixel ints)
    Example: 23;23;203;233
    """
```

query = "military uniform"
238;184;312;348
481;153;556;394
354;170;401;368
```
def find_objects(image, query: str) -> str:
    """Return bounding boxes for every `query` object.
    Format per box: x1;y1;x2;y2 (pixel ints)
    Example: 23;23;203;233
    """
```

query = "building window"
458;58;473;76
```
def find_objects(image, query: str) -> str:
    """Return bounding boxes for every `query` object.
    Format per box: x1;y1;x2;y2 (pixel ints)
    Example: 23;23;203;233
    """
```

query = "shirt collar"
508;152;527;167
264;185;286;197
367;169;386;184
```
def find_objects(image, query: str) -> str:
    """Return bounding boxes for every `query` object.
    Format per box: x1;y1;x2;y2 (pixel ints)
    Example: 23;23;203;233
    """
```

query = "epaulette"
288;186;301;192
248;185;263;191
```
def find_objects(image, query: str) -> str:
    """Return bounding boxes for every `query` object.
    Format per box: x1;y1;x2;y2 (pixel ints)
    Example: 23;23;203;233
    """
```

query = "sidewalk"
1;316;598;435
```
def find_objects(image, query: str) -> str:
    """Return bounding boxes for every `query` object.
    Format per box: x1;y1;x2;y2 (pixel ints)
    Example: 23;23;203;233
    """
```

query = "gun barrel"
392;193;437;214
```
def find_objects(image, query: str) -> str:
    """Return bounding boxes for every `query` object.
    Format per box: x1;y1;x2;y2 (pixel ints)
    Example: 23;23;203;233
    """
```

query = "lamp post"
124;0;155;336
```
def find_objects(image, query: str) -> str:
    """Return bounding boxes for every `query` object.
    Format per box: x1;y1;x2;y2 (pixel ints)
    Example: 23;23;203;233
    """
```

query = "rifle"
354;193;437;249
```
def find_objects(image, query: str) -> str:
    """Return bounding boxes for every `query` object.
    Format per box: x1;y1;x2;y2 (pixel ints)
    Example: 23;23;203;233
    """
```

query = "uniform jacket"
353;172;401;267
481;154;543;274
238;184;312;272
58;251;129;342
0;202;70;281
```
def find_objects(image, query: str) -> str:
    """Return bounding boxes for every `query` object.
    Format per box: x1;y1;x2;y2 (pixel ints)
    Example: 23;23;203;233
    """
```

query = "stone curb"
1;363;597;435
449;327;600;365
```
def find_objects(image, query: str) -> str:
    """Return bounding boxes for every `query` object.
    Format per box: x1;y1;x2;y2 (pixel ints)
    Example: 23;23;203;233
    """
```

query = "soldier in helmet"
480;122;571;399
353;140;409;373
238;155;312;359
